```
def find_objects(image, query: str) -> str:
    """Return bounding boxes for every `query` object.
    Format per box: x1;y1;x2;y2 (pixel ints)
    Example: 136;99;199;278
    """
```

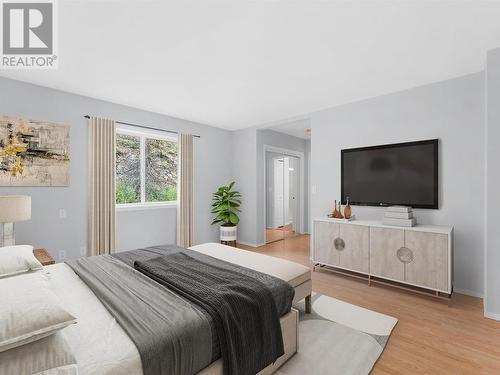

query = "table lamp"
0;195;31;247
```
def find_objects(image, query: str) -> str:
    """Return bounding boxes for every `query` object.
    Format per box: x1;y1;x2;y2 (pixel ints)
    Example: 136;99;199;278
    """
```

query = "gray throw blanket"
66;256;214;375
113;245;294;317
135;252;286;375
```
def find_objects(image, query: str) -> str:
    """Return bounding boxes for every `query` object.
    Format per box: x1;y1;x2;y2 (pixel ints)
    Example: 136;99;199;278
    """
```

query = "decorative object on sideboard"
382;206;416;227
328;197;355;222
211;181;241;247
326;214;356;222
332;199;344;218
337;201;344;219
332;200;340;218
344;197;352;219
0;195;31;246
0;116;70;186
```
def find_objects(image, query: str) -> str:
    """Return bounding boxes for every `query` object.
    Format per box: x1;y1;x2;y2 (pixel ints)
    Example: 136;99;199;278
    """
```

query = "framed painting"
0;116;70;186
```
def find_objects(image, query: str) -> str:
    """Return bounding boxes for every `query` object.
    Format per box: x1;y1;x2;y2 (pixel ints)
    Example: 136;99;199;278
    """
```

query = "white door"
287;156;300;233
273;158;285;228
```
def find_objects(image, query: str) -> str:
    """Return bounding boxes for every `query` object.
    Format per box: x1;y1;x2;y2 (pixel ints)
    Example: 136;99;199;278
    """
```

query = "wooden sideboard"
312;218;453;298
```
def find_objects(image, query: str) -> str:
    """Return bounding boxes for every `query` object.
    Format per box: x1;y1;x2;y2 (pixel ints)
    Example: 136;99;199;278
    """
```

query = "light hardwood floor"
238;234;500;375
266;224;299;244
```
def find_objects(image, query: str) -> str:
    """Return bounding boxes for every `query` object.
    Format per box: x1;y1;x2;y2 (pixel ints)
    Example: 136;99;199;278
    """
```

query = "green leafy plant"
211;181;242;226
116;180;140;204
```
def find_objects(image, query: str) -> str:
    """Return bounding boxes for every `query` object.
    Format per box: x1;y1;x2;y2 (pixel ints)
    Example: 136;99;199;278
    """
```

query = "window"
116;133;141;204
116;127;178;207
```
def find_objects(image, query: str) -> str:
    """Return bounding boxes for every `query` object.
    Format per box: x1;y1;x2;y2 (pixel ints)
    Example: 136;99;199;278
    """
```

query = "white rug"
276;293;398;375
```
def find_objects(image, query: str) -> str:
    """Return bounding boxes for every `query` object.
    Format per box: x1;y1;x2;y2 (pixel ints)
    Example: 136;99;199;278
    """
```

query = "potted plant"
211;181;242;243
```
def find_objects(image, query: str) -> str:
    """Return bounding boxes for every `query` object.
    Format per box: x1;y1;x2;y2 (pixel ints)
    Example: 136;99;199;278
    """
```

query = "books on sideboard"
384;206;416;227
382;217;417;227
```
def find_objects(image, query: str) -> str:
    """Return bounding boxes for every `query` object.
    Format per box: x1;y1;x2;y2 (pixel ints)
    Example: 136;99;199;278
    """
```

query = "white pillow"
0;332;77;375
0;273;77;352
0;245;43;278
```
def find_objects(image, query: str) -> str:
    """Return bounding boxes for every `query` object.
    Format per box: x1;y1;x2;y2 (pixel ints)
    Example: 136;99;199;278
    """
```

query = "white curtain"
177;134;194;247
88;116;116;255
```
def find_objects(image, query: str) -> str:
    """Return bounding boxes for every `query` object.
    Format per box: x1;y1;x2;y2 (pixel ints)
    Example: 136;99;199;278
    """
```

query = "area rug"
276;293;398;375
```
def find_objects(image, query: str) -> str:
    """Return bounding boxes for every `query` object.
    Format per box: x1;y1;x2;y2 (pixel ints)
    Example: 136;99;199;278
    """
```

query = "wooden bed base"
305;295;312;313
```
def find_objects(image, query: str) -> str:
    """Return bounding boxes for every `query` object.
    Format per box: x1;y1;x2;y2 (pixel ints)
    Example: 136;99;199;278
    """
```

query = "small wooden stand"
33;248;55;266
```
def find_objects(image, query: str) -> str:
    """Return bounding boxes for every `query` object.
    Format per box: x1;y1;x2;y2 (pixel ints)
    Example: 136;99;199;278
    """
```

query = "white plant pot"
220;225;237;241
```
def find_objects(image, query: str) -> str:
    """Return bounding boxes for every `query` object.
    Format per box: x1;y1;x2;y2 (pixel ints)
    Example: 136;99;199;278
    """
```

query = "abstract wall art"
0;116;70;186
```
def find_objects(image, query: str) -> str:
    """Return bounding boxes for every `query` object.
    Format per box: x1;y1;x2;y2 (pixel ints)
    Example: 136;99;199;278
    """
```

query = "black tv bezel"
341;139;439;209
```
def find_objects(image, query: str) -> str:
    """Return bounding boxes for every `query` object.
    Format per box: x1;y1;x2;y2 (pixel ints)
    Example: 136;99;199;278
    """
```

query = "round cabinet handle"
397;247;414;264
334;237;345;251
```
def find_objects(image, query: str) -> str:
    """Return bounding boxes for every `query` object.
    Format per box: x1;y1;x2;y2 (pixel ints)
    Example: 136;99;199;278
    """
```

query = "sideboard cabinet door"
370;227;405;282
404;231;449;291
338;224;369;273
313;221;340;266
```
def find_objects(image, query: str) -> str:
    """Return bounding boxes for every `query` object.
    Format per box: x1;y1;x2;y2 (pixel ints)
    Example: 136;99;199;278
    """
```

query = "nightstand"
33;248;55;266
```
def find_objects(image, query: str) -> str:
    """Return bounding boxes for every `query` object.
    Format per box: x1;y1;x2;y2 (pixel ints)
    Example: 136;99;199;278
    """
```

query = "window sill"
116;202;177;211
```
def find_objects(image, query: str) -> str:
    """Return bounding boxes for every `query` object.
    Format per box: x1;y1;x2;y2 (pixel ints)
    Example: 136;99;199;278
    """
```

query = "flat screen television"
341;139;438;209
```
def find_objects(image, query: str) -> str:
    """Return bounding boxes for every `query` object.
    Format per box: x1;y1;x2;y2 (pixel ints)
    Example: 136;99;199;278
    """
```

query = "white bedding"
42;264;142;375
26;243;307;375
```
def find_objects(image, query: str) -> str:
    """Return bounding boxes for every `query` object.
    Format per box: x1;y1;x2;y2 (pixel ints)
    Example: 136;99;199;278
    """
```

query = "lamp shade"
0;195;31;223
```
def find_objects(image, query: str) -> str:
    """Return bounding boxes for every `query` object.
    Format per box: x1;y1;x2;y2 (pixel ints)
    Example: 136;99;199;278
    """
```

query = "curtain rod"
83;115;201;138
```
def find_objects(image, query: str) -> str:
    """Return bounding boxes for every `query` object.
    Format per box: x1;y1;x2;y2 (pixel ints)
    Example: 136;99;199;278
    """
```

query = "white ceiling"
2;1;500;130
269;119;311;140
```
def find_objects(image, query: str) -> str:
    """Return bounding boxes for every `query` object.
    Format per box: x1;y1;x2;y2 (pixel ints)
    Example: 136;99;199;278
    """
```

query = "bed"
189;243;312;307
2;243;311;375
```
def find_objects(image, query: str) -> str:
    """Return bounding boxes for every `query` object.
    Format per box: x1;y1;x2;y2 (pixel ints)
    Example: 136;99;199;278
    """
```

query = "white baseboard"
236;240;265;248
484;311;500;321
453;287;484;298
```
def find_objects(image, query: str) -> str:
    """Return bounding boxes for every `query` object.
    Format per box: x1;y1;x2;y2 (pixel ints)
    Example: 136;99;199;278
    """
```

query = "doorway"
265;149;302;244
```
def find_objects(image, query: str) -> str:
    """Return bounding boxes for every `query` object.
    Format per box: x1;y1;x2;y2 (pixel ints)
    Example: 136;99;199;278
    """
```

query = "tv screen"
341;139;438;209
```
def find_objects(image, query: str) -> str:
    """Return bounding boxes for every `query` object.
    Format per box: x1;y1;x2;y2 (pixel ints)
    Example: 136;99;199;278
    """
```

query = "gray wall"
305;139;311;233
310;73;485;297
0;77;232;260
485;48;500;318
230;127;258;246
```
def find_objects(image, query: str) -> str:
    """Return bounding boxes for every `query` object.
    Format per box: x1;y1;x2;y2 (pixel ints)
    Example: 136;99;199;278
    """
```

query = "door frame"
263;145;305;242
272;156;285;228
